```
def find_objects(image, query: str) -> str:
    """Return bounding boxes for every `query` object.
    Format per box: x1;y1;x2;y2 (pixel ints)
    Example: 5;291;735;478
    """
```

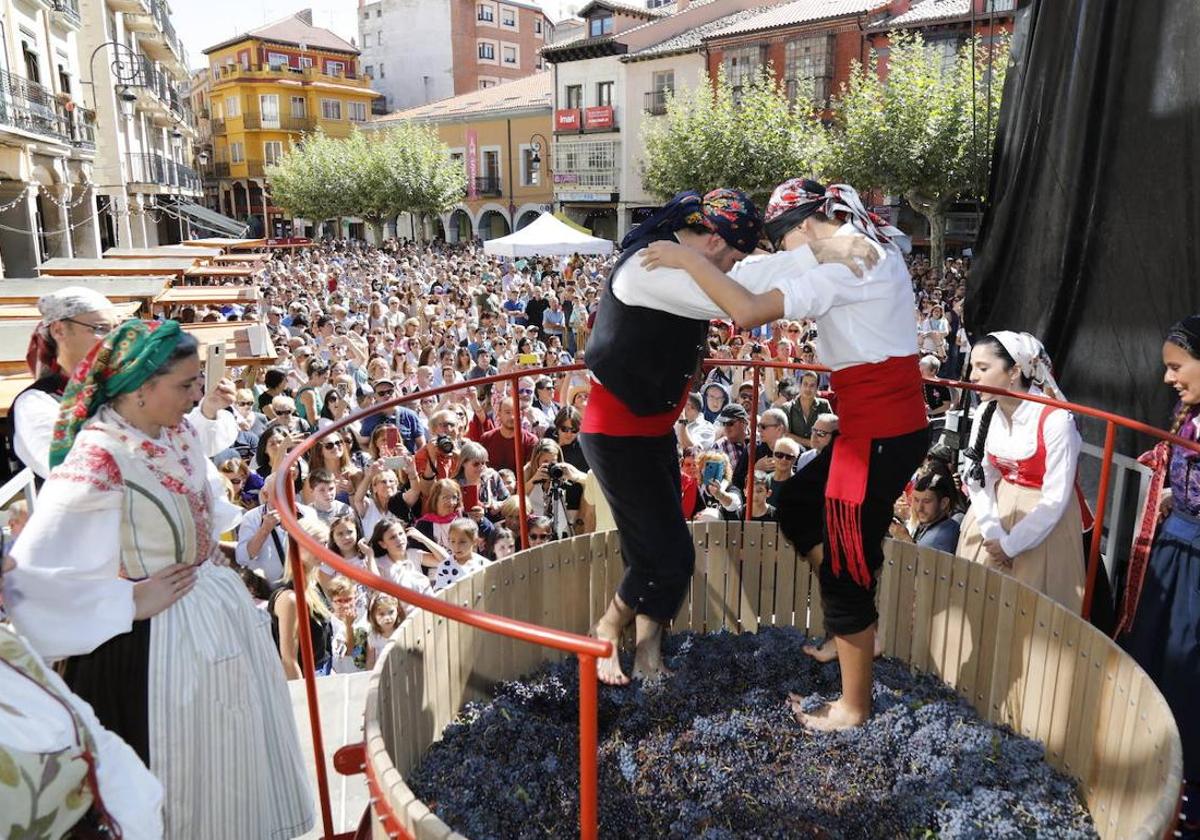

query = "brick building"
358;0;553;113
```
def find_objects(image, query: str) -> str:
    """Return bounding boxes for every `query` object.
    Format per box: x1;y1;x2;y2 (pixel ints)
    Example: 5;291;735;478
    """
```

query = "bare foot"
802;634;884;663
788;695;869;731
632;651;674;682
592;618;629;686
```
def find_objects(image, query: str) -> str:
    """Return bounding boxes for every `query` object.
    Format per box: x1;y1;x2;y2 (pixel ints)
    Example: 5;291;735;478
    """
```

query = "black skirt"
62;619;152;765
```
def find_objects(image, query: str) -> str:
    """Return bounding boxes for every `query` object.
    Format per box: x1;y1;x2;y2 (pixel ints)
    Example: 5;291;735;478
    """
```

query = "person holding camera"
523;439;585;539
414;409;463;486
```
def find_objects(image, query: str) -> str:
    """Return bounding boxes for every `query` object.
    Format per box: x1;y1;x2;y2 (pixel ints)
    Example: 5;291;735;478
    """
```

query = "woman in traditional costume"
956;332;1086;612
1118;315;1200;838
6;319;313;839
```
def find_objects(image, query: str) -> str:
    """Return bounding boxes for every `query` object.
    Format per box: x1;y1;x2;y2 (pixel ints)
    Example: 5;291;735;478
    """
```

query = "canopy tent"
483;212;613;257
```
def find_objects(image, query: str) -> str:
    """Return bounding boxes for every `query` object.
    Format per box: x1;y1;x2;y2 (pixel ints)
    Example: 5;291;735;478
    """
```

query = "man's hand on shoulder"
809;235;881;277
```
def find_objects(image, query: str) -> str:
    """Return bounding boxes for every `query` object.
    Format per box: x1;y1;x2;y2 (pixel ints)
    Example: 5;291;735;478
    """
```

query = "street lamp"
528;132;550;185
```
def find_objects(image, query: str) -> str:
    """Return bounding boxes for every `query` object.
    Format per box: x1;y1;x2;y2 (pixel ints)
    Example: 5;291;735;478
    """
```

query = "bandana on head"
25;286;115;378
49;319;184;470
764;179;912;254
620;189;762;255
989;330;1065;402
1166;315;1200;358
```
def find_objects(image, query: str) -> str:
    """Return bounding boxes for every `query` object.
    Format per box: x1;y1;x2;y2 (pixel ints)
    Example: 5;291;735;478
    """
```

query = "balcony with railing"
552;139;622;194
643;89;670;116
0;68;73;144
52;0;82;28
214;161;231;178
126;152;201;192
212;63;368;88
69;107;96;150
473;176;503;197
241;112;316;132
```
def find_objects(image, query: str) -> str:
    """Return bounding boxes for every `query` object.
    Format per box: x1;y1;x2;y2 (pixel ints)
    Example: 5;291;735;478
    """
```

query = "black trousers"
777;427;930;636
62;618;152;765
580;431;694;622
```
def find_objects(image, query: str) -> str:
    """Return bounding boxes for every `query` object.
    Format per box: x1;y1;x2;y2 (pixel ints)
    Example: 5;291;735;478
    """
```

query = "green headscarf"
49;319;184;469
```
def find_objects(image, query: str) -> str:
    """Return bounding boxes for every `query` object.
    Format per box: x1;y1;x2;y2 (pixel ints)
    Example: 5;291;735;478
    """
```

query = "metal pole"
744;364;761;521
577;654;599;840
284;480;336;840
1082;420;1116;621
511;373;530;547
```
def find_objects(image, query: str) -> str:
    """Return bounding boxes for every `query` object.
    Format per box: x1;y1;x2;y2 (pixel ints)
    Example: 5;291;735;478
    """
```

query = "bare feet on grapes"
802;633;884;663
787;695;868;732
631;646;673;682
593;617;629;686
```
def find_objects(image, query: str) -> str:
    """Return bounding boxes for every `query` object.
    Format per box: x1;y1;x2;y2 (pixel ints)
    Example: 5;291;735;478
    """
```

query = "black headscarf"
619;189;762;256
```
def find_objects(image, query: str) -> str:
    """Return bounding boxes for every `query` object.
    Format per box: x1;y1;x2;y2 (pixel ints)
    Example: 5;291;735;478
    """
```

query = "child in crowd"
326;575;370;673
431;517;489;592
366;593;403;669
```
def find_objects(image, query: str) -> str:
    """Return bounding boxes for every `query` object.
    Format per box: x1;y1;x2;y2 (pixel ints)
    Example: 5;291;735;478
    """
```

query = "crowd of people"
0;226;1195;838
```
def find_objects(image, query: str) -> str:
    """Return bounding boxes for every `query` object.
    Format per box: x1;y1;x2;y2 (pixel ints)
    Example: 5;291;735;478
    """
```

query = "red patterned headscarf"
764;178;911;254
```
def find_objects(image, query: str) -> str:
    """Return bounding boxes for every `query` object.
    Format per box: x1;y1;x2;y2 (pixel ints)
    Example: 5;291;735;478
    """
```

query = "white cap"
37;286;115;324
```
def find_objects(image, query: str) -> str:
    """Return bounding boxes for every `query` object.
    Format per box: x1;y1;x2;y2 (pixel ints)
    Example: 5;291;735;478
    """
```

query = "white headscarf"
26;287;116;377
989;330;1066;402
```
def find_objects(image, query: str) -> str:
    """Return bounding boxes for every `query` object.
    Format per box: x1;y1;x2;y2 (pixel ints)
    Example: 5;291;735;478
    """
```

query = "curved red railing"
273;359;1200;839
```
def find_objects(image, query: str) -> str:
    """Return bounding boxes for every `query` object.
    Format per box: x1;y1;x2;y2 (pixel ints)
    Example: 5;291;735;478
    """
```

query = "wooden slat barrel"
363;522;1183;840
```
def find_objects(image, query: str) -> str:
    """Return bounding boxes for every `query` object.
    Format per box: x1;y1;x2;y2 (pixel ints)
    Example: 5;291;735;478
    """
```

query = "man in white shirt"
236;483;318;582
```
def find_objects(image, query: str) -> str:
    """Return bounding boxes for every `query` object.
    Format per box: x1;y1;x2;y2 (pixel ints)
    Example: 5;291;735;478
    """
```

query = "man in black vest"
581;190;764;685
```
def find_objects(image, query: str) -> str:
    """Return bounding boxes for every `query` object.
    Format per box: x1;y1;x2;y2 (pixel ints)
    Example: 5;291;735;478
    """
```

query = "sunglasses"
275;408;294;416
236;400;254;407
558;425;579;434
758;423;783;430
774;452;797;461
227;475;245;484
812;430;832;439
375;389;394;397
321;441;344;450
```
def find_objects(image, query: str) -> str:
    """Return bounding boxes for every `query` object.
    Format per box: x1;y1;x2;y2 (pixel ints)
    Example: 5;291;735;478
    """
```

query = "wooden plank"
926;550;955;682
983;575;1019;725
509;552;534;678
1042;604;1078;771
998;584;1039;731
775;527;799;630
704;522;730;633
475;564;504;691
1089;648;1135;838
526;545;546;669
154;284;260;306
0;276;170;305
0;300;141;320
588;532;607;630
430;594;454;735
685;526;708;633
955;560;989;706
1062;627;1106;786
1109;670;1150;840
496;553;517;683
37;257;195;276
805;560;824;639
890;541;919;660
540;540;563;662
908;546;940;673
739;522;763;633
1030;599;1066;751
721;522;743;632
757;523;780;628
104;245;224;259
941;554;972;693
875;541;900;653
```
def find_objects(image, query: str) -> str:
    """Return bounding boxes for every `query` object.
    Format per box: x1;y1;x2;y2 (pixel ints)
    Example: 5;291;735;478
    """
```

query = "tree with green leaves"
267;123;463;240
640;68;829;208
825;31;1010;270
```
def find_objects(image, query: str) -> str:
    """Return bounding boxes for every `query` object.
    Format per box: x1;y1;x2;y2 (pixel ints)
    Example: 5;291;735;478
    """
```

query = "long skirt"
580;431;695;622
65;562;313;839
1119;508;1200;781
957;480;1085;613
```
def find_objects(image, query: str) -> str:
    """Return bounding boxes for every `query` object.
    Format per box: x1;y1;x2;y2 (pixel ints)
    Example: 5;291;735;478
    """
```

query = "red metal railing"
274;359;1200;839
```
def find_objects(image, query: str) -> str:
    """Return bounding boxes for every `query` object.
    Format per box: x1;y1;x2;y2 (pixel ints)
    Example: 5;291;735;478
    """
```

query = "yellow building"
202;10;382;238
371;71;553;243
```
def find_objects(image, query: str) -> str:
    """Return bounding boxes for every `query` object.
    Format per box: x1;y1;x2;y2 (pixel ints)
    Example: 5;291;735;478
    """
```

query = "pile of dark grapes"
409;627;1097;839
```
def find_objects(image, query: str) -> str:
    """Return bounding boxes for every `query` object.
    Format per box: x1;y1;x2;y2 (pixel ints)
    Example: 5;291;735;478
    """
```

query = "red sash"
826;355;927;586
580;379;685;438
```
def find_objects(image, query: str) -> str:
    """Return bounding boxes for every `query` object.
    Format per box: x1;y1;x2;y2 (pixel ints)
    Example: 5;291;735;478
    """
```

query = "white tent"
483;212;614;257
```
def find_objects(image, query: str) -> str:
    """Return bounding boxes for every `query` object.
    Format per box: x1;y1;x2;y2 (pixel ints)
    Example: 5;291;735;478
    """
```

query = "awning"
161;200;249;238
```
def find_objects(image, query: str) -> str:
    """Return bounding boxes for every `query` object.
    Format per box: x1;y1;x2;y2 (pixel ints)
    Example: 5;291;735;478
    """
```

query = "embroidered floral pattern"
47;443;122;493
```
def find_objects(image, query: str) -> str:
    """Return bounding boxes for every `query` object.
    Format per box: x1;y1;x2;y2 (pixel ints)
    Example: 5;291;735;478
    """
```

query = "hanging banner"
466;129;478;200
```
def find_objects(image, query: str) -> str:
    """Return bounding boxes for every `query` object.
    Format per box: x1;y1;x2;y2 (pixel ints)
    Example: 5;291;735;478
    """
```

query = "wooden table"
213;253;272;264
183;265;260;281
37;258;196;279
181;321;277;366
183;238;267;251
103;246;223;260
154;286;260;307
0;277;172;305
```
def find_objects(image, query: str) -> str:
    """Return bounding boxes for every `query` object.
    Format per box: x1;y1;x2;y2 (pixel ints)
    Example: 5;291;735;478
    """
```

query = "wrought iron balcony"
126;152;201;191
643;89;670;116
473;176;502;197
52;0;82;27
214;161;230;177
69;107;96;150
0;68;72;143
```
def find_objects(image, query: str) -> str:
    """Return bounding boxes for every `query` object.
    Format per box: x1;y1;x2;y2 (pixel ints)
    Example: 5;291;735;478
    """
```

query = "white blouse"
964;393;1082;558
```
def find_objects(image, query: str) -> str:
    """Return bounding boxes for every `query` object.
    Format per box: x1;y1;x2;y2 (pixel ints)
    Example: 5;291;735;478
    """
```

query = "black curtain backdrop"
967;0;1200;443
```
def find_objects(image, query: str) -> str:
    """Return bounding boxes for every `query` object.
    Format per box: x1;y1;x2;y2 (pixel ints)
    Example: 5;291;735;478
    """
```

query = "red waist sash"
825;355;928;586
580;379;685;438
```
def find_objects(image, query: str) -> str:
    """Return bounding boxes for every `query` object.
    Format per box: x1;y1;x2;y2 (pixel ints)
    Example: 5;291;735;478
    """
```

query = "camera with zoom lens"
436;435;455;454
547;463;566;481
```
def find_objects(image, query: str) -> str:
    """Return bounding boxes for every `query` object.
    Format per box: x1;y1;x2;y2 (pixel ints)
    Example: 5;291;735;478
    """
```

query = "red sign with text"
584;106;614;130
555;108;581;132
466;129;478;199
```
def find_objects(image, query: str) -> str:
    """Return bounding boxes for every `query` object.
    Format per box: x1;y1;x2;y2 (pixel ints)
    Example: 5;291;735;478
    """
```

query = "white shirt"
964;394;1082;558
684;416;715;450
12;388;238;479
235;502;318;582
614;225;918;371
431;553;487;592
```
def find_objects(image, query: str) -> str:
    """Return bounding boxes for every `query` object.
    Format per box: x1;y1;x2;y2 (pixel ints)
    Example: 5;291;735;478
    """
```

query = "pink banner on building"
466;130;478;200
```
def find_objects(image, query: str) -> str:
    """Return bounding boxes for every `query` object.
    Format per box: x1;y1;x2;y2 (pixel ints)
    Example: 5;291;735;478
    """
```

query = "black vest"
8;372;67;484
585;245;709;416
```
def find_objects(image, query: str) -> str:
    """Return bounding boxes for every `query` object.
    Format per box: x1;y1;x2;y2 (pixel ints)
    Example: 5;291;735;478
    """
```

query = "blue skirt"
1120;508;1200;780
